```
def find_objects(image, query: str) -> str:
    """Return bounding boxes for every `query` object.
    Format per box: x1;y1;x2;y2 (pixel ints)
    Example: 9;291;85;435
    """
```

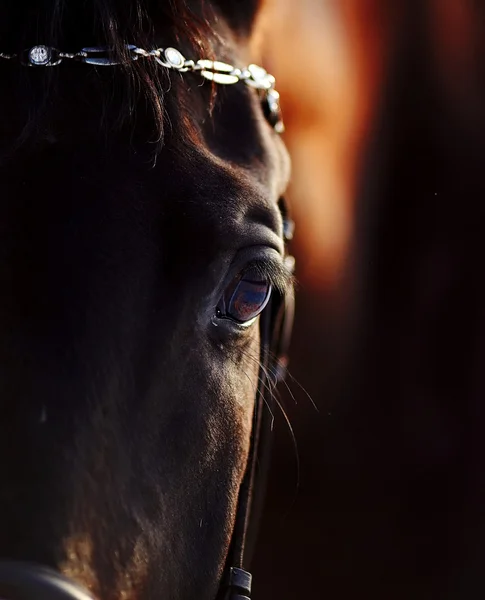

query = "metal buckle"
223;568;252;600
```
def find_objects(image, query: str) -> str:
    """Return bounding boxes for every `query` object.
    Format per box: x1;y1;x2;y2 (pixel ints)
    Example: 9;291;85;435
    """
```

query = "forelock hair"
0;0;223;148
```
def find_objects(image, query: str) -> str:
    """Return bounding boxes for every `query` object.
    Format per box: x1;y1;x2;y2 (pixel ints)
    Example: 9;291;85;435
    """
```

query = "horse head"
0;1;293;598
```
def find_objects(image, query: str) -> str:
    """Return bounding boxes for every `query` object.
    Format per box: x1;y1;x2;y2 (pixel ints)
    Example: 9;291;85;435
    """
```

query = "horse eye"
217;266;272;325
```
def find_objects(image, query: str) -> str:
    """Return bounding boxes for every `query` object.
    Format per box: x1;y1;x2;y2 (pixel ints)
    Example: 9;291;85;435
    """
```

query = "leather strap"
220;210;295;600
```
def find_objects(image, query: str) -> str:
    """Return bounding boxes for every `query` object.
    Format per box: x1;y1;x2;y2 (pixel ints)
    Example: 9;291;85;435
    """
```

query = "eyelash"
241;258;294;297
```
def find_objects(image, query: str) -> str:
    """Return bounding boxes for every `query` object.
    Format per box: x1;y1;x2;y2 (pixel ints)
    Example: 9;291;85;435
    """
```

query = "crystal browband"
0;44;284;132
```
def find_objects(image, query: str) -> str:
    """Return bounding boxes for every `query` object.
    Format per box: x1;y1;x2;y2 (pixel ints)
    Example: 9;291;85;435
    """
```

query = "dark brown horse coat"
0;1;291;599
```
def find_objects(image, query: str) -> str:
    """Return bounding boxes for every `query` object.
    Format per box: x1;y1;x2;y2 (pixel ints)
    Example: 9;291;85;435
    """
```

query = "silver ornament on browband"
0;43;284;133
28;45;52;66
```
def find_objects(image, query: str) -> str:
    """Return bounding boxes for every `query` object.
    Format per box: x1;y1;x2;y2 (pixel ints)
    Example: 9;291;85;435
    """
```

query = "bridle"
0;42;294;600
217;208;295;600
0;43;285;134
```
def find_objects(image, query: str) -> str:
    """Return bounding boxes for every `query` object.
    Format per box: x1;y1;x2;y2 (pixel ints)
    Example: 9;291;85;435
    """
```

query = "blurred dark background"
250;1;485;598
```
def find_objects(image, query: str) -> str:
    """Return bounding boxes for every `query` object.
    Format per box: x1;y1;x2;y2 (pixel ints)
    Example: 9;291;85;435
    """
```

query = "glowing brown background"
250;1;485;598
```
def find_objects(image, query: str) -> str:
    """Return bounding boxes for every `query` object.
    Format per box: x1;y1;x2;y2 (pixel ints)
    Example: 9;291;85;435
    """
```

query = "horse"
0;1;294;599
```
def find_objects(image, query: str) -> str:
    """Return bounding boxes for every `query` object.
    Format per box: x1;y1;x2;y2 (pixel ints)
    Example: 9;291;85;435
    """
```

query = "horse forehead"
166;145;286;241
172;119;290;230
173;80;291;204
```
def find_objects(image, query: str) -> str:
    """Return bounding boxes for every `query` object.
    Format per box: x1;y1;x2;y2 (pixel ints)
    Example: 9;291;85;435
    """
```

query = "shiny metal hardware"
0;43;285;131
223;567;252;600
29;45;53;65
266;88;285;134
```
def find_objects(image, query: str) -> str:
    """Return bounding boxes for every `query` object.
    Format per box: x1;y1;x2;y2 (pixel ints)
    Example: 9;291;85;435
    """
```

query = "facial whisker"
228;352;276;430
